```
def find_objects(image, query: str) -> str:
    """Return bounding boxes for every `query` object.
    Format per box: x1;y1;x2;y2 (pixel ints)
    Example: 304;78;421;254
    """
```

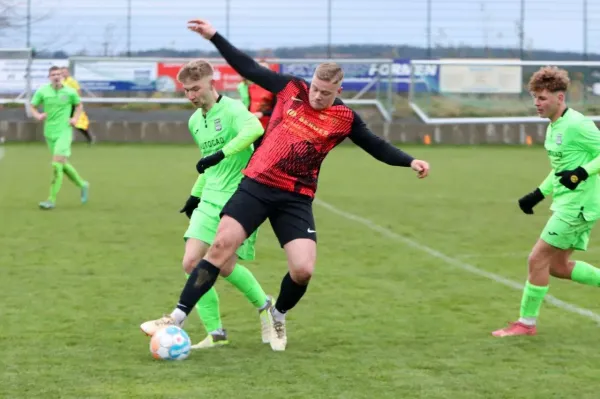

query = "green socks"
63;163;85;188
515;261;600;326
185;273;223;334
48;162;64;203
47;162;85;203
196;287;223;334
186;263;268;335
519;280;549;324
224;264;268;309
571;260;600;287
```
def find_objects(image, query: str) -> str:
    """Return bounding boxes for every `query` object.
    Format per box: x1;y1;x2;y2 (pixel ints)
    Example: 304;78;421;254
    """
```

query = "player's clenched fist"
410;159;430;179
187;19;217;40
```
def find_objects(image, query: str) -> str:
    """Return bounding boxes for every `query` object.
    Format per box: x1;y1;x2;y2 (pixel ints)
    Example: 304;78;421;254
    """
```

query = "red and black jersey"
248;83;275;130
247;79;355;196
211;33;415;198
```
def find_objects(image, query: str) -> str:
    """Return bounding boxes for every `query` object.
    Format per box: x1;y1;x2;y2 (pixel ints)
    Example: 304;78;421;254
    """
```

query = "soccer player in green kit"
29;66;89;210
493;66;600;337
158;59;272;348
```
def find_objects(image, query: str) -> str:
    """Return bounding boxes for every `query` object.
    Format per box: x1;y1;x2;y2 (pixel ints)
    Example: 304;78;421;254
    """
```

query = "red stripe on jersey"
243;79;354;197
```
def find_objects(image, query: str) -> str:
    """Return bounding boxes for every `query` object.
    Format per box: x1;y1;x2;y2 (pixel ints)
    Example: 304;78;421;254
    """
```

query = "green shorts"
540;212;597;251
184;199;258;261
45;133;73;157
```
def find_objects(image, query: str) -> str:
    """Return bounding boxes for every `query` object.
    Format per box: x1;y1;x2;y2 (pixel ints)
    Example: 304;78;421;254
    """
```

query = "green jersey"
31;83;80;138
189;95;264;205
237;81;250;108
542;108;600;220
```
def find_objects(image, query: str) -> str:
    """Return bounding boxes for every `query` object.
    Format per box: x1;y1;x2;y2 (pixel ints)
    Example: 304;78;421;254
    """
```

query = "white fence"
408;59;600;124
0;55;394;123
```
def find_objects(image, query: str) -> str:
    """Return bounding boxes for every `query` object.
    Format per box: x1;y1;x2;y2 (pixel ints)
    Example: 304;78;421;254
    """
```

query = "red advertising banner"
157;62;280;92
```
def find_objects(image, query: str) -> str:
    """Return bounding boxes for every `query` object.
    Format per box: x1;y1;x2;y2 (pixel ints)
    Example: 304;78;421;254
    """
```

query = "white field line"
315;198;600;325
456;248;600;260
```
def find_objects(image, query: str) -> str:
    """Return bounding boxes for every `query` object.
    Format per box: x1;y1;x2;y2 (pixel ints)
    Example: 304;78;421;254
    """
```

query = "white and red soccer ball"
149;325;191;361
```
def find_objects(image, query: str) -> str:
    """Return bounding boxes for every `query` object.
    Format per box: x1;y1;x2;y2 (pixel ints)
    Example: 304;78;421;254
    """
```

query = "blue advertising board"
74;60;157;92
279;59;439;93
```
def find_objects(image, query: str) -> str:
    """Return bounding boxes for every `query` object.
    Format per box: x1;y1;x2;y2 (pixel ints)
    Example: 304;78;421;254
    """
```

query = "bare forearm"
72;104;82;121
28;105;41;118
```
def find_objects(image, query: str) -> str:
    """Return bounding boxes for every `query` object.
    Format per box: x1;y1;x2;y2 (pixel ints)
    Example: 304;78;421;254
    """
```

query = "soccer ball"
149;325;191;360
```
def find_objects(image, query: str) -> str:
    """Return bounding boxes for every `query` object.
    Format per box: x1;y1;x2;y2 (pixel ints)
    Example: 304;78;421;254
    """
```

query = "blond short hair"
528;66;570;93
177;59;214;83
315;62;344;84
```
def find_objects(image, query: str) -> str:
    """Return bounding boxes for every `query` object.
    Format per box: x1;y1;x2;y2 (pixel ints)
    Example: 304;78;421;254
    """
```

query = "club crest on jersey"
556;134;562;145
214;118;222;131
60;95;68;102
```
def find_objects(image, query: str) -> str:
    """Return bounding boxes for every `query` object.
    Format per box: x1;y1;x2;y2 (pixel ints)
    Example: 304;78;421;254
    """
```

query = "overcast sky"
1;0;599;55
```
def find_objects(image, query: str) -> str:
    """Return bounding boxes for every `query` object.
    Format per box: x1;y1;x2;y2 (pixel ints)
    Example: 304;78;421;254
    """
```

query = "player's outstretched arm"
188;19;290;94
348;112;430;178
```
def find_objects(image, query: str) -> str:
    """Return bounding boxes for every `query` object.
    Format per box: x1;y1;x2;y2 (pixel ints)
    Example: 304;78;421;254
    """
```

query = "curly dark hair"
528;66;570;93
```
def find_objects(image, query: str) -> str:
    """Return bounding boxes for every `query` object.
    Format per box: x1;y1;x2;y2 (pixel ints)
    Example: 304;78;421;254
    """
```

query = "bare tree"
0;0;51;44
102;24;117;56
0;0;21;34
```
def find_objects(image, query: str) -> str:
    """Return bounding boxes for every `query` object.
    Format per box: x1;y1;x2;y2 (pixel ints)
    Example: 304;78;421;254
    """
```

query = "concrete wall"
0;119;551;145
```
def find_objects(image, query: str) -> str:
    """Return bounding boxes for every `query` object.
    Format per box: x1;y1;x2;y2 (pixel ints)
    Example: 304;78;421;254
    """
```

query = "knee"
527;247;560;279
289;260;315;284
206;233;237;263
182;255;200;275
527;250;545;272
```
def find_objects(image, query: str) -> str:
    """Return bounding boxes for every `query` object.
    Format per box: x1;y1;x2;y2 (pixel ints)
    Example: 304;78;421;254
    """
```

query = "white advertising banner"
74;60;157;91
0;59;69;94
440;60;523;94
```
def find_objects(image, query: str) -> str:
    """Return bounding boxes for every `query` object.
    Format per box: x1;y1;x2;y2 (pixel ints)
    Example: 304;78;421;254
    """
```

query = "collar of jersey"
202;95;223;117
49;83;65;91
551;107;569;126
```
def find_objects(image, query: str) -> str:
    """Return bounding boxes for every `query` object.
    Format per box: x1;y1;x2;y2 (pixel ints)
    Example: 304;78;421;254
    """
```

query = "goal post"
408;59;600;124
0;48;33;115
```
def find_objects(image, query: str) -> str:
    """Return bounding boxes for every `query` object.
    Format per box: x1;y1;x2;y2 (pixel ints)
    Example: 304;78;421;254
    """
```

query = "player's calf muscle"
527;240;562;285
549;252;576;279
219;255;238;277
550;261;574;279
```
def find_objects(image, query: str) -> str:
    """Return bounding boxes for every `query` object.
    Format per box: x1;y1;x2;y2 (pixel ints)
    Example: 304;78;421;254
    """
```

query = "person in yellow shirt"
61;67;96;144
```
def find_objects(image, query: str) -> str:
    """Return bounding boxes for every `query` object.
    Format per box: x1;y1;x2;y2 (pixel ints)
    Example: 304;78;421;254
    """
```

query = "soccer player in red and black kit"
140;19;430;351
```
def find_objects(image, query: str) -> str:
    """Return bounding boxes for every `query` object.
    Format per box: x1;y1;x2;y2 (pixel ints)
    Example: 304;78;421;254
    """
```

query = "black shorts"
221;177;316;247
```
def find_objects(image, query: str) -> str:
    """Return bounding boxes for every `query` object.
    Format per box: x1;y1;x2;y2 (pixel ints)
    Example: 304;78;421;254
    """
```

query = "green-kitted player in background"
29;66;89;210
237;79;250;108
493;66;600;337
170;59;272;348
